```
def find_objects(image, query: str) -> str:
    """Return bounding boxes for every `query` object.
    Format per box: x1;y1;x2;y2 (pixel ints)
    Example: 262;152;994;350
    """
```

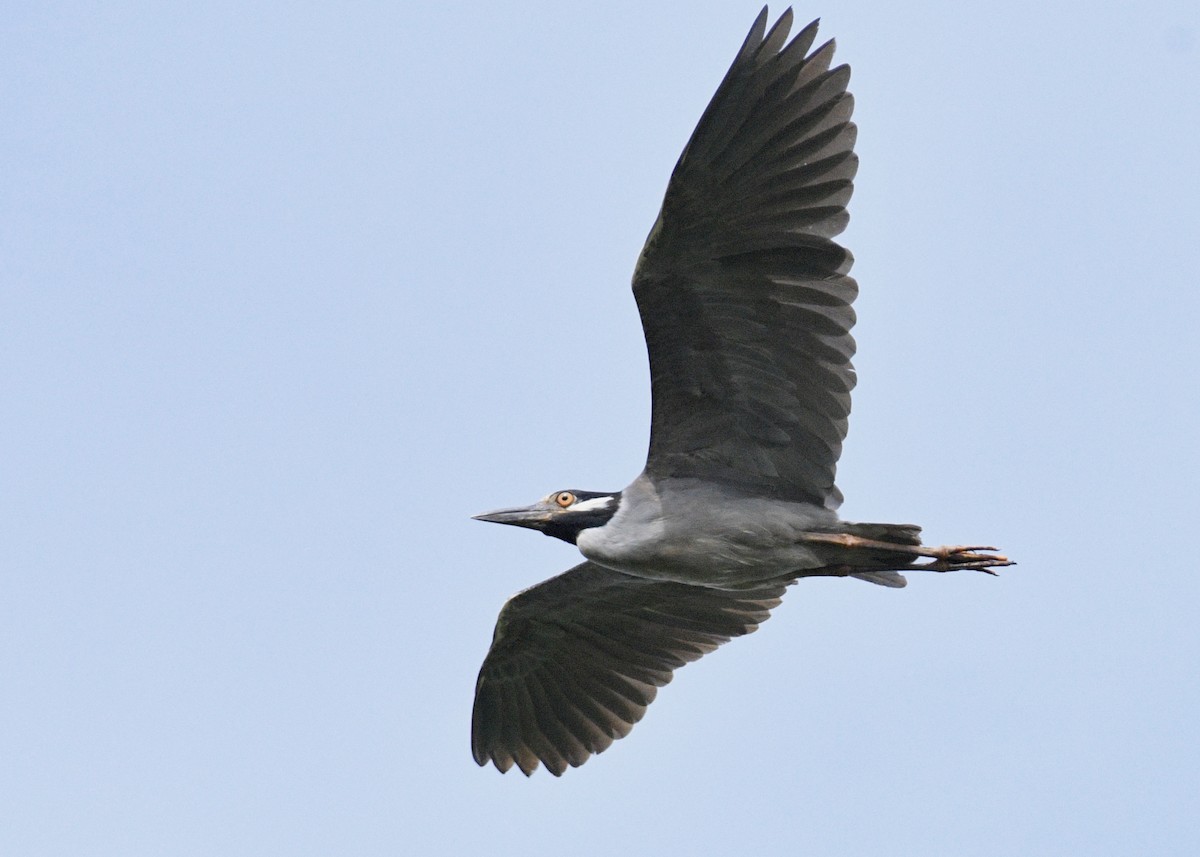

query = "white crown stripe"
571;496;616;514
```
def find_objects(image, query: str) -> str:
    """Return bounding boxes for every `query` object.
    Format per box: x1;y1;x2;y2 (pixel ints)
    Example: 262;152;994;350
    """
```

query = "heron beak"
471;504;554;531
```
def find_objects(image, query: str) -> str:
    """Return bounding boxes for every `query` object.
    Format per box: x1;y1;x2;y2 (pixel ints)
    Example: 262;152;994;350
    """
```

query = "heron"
471;7;1012;776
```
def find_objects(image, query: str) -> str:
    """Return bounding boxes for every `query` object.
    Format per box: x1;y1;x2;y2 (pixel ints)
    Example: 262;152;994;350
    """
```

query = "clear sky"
4;1;1199;854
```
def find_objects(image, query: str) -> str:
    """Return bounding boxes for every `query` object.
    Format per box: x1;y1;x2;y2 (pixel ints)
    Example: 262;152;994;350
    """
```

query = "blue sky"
3;1;1199;854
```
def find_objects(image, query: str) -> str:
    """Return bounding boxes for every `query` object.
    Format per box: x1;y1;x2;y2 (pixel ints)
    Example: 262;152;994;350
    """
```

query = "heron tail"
840;522;923;588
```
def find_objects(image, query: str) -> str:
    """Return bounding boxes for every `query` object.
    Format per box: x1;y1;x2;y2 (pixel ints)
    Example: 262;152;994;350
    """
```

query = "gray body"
577;474;834;586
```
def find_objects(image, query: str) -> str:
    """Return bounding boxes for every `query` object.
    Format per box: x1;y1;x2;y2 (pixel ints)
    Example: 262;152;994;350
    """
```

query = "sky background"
4;1;1199;854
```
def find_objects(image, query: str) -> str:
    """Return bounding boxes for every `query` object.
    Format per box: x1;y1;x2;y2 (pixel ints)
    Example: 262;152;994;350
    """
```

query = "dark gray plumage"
635;12;857;508
471;562;784;776
471;7;1011;777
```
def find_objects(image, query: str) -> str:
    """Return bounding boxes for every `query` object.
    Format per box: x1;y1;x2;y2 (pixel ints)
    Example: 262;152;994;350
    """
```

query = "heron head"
473;490;620;544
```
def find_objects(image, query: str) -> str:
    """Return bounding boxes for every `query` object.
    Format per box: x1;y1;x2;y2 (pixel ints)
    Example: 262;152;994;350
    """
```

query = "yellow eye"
554;491;576;508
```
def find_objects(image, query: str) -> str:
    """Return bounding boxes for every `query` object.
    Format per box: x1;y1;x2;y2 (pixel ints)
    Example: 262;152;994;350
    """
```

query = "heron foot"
908;549;1015;575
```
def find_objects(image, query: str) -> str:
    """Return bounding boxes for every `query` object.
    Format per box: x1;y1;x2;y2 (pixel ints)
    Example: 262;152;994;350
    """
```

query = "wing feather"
634;13;859;506
471;562;786;775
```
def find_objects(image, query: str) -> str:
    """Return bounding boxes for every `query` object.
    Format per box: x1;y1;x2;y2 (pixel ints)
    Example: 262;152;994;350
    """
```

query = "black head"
473;489;621;544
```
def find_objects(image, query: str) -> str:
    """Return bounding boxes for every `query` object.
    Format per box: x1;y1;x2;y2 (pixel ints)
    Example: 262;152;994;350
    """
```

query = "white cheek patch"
571;496;615;513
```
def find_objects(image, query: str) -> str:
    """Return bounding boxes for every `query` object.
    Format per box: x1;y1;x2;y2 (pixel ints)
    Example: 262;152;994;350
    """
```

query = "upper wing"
634;9;858;508
471;562;786;776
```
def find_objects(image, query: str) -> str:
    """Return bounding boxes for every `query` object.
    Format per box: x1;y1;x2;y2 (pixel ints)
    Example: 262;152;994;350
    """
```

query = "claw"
911;553;1015;575
937;545;1001;557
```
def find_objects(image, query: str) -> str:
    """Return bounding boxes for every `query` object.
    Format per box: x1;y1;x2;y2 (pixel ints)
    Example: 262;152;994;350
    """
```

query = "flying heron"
471;7;1012;776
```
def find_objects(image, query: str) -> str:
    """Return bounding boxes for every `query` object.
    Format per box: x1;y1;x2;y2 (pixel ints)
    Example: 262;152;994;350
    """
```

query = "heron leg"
798;532;1014;574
